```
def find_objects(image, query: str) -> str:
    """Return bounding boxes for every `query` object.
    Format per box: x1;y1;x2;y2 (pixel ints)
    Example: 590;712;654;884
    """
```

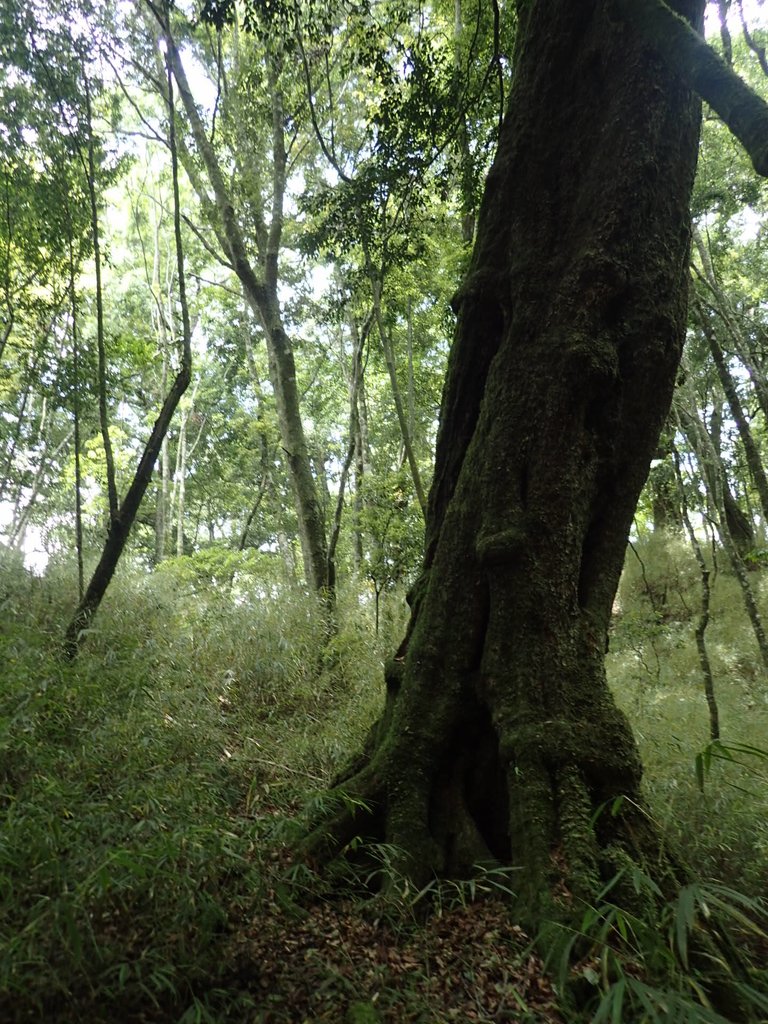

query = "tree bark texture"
615;0;768;175
306;0;704;916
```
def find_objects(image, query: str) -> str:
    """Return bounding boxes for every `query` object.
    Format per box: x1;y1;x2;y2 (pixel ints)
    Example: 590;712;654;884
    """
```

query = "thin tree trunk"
84;70;118;525
0;377;33;506
327;317;367;595
175;406;187;557
149;9;330;594
239;473;270;551
349;312;372;572
453;0;476;243
0;311;59;505
238;368;272;552
9;428;73;551
692;225;768;446
64;22;192;657
406;296;415;444
649;440;683;534
7;342;68;542
68;233;85;598
173;377;202;557
0;171;13;364
132;174;172;564
369;272;427;516
352;424;364;572
677;396;768;673
692;295;768;524
673;445;720;740
155;405;170;564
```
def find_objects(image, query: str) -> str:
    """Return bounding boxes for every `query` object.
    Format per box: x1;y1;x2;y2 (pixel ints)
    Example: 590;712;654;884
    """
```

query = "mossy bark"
305;0;704;919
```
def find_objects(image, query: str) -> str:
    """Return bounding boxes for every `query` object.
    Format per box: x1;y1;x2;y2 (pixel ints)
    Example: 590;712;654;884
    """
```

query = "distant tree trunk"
327;313;367;596
692;225;768;427
0;379;30;507
0;172;14;364
673;446;720;740
649;438;682;534
155;430;170;564
83;70;118;526
173;378;202;559
678;397;768;672
0;311;58;506
68;232;85;598
64;30;191;657
348;312;372;573
692;296;768;525
139;179;173;565
238;473;270;551
709;401;757;557
453;0;477;244
175;407;188;558
369;272;427;516
9;425;72;552
722;481;756;556
277;530;297;582
406;296;416;445
239;375;272;551
154;319;171;564
153;13;330;595
305;0;711;935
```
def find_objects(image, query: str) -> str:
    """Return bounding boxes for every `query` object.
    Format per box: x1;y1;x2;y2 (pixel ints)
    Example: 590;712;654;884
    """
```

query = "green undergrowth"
547;843;768;1023
1;535;767;1022
0;547;393;1022
609;532;768;898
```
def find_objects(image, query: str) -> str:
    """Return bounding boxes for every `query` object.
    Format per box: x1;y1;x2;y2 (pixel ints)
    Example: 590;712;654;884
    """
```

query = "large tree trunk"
305;0;704;917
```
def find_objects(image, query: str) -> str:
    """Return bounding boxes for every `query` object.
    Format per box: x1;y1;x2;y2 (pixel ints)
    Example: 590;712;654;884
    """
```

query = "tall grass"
609;533;768;896
0;547;393;1021
1;534;766;1021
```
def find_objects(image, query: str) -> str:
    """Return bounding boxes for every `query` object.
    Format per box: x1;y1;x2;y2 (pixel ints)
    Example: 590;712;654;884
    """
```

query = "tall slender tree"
143;3;331;595
64;5;192;655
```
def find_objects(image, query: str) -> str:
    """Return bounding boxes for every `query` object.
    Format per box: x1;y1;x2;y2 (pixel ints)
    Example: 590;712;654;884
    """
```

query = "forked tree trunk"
152;14;330;596
305;0;704;918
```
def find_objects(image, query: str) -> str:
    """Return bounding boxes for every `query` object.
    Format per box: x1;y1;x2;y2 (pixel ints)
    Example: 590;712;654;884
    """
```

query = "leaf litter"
225;884;565;1022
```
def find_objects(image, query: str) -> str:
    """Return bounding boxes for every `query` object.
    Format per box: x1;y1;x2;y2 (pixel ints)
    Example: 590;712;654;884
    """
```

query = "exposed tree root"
299;694;756;1020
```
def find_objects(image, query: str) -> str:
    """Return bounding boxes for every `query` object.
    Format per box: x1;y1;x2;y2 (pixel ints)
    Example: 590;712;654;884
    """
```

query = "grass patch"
609;534;768;896
0;550;391;1021
1;535;767;1021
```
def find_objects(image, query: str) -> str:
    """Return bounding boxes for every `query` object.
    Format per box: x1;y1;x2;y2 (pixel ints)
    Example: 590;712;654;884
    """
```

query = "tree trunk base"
300;686;754;1021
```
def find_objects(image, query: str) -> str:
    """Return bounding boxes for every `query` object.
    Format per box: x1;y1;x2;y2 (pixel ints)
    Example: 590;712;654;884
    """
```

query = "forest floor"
2;546;768;1022
220;881;563;1023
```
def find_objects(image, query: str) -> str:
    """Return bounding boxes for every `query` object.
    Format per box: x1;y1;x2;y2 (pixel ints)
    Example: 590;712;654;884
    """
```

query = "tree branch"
144;0;268;306
614;0;768;176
